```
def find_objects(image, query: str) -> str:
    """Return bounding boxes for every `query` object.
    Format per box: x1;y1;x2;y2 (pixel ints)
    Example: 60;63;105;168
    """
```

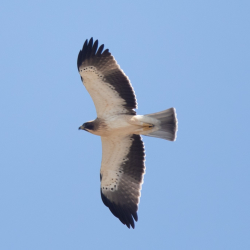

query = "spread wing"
77;38;137;118
100;134;145;229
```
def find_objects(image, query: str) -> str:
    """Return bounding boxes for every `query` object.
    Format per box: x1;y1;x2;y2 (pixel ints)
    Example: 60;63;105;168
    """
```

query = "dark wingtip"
96;44;104;56
132;211;138;222
77;39;88;70
101;190;136;229
77;37;101;71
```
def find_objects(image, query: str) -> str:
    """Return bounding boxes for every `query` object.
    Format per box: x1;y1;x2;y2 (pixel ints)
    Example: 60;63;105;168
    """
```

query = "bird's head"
78;121;94;132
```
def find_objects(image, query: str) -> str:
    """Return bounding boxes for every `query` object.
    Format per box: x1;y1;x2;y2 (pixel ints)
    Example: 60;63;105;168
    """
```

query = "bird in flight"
77;38;178;229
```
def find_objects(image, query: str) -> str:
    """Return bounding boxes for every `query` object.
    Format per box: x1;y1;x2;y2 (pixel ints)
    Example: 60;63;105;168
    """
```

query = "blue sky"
1;1;250;249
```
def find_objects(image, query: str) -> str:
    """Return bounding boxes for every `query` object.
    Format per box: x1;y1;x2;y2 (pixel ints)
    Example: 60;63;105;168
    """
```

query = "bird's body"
77;38;178;228
81;115;159;137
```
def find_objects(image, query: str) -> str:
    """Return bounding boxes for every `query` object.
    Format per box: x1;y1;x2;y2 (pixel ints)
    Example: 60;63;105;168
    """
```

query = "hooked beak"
78;125;85;130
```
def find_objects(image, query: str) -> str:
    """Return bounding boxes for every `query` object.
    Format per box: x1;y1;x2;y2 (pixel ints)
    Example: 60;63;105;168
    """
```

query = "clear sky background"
1;1;250;249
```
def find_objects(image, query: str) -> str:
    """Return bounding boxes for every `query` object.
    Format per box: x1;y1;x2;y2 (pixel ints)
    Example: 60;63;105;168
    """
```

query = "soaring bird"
77;38;178;229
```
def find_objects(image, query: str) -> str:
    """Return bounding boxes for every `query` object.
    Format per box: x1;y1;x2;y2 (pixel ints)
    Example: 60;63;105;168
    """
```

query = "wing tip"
101;190;137;229
77;37;105;70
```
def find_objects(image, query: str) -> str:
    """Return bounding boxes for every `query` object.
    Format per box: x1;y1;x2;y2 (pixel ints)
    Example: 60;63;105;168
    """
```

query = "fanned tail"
144;108;178;141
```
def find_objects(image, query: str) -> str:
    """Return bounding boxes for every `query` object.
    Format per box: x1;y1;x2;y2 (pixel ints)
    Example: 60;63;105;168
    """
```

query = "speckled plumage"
77;38;178;229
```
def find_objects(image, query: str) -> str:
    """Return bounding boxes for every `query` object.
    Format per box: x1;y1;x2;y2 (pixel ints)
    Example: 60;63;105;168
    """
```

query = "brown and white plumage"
77;38;137;118
77;38;178;228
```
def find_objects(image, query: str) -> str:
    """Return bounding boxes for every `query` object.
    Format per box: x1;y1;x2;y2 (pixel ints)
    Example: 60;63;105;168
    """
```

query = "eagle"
77;38;178;229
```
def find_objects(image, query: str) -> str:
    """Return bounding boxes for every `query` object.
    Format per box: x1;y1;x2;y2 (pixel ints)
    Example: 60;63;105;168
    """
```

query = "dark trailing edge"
101;191;138;229
77;38;137;115
100;134;145;229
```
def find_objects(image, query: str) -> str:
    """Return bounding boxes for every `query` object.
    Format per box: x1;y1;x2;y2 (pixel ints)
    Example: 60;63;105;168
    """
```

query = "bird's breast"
94;115;138;137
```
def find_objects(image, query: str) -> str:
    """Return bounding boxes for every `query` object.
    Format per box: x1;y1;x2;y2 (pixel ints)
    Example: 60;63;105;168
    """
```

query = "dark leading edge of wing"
101;134;145;229
77;38;137;114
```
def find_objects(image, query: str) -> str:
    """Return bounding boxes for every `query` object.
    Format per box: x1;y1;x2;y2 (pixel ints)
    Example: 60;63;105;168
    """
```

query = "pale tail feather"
144;108;178;141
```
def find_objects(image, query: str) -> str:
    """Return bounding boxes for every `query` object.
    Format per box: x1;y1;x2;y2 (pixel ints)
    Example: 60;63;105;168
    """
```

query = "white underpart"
130;115;160;135
79;67;160;193
132;115;159;125
79;66;130;119
101;135;133;192
92;115;160;137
